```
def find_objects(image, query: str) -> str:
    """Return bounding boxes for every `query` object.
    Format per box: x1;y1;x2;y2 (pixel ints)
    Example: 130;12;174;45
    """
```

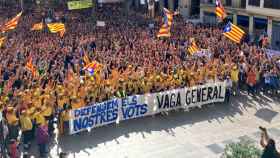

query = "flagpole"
20;0;24;11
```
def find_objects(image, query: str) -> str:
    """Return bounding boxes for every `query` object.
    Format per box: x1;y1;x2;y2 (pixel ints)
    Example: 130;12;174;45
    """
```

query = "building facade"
121;0;196;17
200;0;280;50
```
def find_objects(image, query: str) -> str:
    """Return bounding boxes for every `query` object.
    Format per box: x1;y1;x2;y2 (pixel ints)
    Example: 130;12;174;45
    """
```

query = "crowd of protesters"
0;2;280;158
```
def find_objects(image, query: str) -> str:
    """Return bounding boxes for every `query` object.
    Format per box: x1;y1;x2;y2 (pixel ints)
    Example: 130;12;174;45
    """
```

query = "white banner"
69;82;226;134
96;21;105;27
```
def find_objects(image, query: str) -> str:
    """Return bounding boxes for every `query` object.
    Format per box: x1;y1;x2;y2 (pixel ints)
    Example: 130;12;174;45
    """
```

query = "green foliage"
221;139;262;158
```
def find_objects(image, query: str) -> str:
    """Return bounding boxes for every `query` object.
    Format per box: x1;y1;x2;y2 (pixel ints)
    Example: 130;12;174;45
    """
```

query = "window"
248;0;260;6
225;0;232;7
254;17;267;30
241;0;246;8
237;15;249;27
264;0;280;9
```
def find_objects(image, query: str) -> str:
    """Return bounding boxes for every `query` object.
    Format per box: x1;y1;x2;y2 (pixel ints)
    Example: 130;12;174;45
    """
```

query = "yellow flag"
31;22;43;31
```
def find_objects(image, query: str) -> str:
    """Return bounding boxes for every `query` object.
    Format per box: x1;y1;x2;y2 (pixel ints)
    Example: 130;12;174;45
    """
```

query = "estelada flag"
223;22;245;43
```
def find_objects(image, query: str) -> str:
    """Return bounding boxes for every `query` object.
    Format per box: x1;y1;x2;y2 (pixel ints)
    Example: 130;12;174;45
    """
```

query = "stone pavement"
28;92;280;158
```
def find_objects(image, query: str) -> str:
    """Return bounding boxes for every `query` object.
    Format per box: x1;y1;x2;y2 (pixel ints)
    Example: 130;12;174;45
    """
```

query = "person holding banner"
225;76;232;103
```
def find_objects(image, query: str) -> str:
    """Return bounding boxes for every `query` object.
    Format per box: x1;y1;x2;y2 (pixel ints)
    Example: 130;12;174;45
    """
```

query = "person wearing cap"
19;110;33;149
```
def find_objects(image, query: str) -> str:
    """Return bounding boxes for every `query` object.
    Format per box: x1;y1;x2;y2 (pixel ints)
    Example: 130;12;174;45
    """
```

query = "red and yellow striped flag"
157;8;175;38
187;39;200;55
216;0;226;20
25;57;37;77
223;22;245;43
0;37;5;48
31;22;43;31
1;12;22;33
47;23;66;37
157;25;171;38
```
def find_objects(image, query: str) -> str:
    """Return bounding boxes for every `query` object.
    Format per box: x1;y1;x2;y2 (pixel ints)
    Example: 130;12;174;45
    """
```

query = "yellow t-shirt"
20;115;33;131
231;69;239;82
42;106;53;117
34;112;46;125
72;99;84;109
6;113;18;125
62;110;70;122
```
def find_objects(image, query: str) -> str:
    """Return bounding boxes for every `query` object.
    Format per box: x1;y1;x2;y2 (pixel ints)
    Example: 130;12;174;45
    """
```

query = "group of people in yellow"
1;54;241;138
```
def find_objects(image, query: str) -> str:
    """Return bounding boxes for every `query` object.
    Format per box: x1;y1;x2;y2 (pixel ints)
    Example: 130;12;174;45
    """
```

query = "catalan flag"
0;37;5;48
31;22;43;31
187;39;200;55
157;8;174;38
223;22;245;43
157;25;171;38
216;0;226;20
1;11;22;33
163;8;174;27
25;57;37;77
47;23;66;37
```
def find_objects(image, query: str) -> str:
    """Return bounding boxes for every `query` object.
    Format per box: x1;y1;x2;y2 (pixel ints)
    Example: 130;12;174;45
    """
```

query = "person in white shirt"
225;76;232;103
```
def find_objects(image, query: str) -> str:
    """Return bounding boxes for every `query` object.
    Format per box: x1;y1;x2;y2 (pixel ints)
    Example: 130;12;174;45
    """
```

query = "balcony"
200;0;246;9
246;0;280;18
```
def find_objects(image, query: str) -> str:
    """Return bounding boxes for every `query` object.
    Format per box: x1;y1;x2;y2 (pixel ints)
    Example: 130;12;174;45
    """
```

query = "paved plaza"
27;92;280;158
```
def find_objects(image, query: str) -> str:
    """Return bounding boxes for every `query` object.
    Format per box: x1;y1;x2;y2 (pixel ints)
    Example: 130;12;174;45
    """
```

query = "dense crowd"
0;3;280;158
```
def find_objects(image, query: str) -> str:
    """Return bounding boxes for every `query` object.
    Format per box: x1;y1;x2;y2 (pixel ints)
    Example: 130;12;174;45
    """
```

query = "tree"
222;139;262;158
